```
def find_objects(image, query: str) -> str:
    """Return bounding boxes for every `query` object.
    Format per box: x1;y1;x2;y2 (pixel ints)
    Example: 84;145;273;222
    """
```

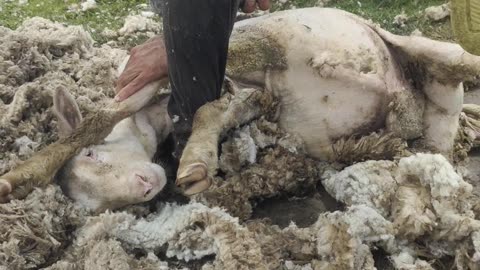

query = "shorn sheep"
2;7;480;269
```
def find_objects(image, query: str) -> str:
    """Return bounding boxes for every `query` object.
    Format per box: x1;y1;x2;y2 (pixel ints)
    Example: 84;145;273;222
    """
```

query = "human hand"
241;0;270;13
115;36;168;102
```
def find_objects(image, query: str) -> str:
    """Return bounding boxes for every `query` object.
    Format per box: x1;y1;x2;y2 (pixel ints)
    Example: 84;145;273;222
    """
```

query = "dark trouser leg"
161;0;239;158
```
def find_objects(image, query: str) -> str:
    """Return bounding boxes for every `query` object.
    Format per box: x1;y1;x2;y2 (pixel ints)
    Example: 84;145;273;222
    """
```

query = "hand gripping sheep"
2;8;480;210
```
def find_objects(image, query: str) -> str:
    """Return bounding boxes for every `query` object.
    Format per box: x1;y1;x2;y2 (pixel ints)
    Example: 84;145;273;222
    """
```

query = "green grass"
273;0;453;40
0;0;454;44
328;0;453;40
0;0;152;43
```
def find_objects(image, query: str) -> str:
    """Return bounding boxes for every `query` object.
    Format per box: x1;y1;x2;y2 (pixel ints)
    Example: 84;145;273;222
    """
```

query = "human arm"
114;0;270;102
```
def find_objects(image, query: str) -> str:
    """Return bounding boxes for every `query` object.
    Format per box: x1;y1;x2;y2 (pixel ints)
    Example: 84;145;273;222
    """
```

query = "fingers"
0;179;11;195
242;0;256;13
242;0;270;13
257;0;270;10
115;56;138;94
145;35;163;44
114;74;148;102
116;71;138;94
0;179;12;203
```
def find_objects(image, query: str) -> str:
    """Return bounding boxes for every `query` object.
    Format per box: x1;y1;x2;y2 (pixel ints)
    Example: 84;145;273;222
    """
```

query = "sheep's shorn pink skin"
175;7;480;192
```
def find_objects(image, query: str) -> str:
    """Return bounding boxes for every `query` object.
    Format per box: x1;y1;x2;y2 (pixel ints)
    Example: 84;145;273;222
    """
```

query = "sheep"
52;86;171;211
2;7;480;209
175;7;480;195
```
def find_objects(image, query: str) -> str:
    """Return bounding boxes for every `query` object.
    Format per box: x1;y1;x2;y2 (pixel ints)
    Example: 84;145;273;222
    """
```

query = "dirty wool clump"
424;3;451;22
322;153;480;269
0;185;87;270
0;18;128;176
197;118;327;220
103;14;162;45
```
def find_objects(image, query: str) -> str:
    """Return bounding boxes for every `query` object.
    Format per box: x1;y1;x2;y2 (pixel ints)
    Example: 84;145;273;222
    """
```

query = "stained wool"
322;153;480;268
195;118;323;220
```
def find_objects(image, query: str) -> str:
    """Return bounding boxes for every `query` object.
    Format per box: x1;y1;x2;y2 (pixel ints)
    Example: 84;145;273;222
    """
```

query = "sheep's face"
52;87;167;212
57;143;167;211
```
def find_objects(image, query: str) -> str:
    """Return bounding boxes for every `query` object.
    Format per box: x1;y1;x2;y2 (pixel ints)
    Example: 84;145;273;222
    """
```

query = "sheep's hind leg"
422;80;463;159
176;87;275;196
369;27;480;158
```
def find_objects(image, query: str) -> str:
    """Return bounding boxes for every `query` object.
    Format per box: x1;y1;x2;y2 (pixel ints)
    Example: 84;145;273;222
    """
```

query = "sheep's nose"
135;174;153;197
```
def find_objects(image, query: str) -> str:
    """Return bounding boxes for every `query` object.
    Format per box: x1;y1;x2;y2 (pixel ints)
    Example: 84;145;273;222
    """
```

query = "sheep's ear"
52;87;83;138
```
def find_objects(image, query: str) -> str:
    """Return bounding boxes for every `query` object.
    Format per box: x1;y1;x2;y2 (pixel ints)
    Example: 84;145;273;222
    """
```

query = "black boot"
170;117;192;160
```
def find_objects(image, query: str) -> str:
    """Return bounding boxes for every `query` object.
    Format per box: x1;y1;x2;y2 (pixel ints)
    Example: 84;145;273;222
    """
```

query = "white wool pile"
194;118;320;220
395;154;478;242
314;205;394;269
141;11;156;18
117;14;161;37
284;260;314;270
322;160;397;216
112;203;218;259
424;3;450;22
0;17;127;176
316;0;331;7
46;202;268;270
390;250;435;270
411;29;423;36
0;185;87;269
100;14;162;43
219;125;257;173
322;153;480;268
393;12;408;27
472;231;480;262
80;0;97;11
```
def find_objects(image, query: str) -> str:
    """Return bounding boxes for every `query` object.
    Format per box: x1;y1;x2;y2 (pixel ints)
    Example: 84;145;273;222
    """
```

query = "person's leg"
162;0;240;158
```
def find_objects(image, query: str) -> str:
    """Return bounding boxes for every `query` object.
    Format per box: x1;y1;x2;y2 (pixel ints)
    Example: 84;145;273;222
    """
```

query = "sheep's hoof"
176;162;211;196
0;179;12;203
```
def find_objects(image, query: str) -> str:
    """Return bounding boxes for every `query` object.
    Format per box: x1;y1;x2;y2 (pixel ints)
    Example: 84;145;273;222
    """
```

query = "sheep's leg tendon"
177;88;276;195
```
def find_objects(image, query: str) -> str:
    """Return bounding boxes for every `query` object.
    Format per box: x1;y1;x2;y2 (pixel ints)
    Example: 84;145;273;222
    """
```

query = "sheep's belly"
266;9;399;160
275;71;389;160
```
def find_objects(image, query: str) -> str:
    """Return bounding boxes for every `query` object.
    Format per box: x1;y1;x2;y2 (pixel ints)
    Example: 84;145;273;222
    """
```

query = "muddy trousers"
152;0;240;158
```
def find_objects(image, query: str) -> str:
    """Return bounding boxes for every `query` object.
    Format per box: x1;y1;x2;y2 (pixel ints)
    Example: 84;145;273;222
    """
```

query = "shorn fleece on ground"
1;16;480;270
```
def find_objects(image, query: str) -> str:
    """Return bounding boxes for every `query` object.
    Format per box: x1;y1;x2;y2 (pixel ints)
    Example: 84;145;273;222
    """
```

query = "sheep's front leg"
423;80;464;158
176;88;275;195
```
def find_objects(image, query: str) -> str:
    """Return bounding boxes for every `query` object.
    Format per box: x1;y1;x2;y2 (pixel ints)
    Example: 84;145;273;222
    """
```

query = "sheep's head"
52;88;166;212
